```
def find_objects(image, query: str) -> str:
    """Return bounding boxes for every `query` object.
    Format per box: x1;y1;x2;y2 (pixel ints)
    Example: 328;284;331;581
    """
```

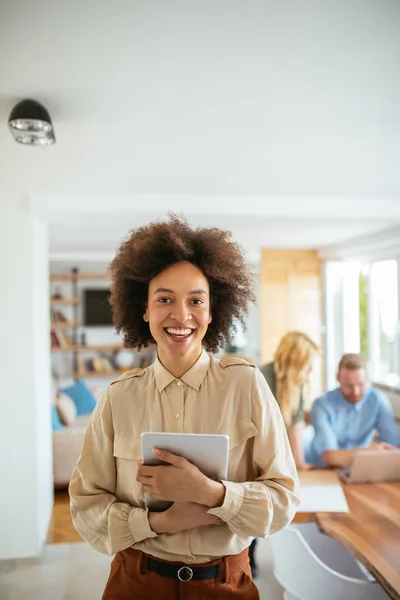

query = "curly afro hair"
109;215;255;353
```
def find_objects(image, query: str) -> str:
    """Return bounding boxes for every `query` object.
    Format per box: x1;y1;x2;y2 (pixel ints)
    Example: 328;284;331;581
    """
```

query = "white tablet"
141;432;229;512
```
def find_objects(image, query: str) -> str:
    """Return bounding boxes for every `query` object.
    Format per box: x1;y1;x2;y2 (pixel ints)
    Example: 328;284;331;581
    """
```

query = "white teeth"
166;328;193;336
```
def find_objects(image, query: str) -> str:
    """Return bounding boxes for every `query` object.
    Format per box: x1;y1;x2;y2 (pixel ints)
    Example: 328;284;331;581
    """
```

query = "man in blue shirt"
307;353;400;467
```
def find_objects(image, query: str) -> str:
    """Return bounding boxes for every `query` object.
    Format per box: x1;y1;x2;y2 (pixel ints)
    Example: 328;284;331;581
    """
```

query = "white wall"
33;219;53;550
0;198;52;558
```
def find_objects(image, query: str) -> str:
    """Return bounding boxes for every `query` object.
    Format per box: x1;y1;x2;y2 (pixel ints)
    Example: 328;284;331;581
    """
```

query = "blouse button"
176;380;182;387
175;414;181;420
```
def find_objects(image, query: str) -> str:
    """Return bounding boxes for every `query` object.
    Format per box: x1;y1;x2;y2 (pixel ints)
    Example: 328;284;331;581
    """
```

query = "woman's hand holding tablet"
139;432;229;512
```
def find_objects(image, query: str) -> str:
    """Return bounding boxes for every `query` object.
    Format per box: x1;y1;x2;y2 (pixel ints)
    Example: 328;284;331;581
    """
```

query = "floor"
0;538;284;600
46;491;82;544
3;491;284;599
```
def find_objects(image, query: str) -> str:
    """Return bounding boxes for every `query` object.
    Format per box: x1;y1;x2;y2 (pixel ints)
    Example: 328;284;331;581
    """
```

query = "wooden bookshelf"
50;298;79;305
50;273;110;281
73;370;122;379
49;268;153;380
51;345;124;352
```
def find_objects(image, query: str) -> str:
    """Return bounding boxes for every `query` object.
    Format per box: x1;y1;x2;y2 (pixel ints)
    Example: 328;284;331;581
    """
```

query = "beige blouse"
69;350;300;563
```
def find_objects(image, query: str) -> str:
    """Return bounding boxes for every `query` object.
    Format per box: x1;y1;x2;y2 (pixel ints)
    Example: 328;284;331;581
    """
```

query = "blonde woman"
260;331;318;471
249;331;317;577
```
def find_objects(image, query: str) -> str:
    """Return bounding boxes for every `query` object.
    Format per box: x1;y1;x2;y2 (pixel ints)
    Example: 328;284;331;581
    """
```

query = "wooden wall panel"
260;249;324;402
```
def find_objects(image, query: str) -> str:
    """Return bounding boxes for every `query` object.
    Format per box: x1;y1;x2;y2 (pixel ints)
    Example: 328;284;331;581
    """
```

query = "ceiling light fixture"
8;99;56;146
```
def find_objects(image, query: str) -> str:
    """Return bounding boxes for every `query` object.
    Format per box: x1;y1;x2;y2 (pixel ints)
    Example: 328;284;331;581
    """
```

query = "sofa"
51;378;102;488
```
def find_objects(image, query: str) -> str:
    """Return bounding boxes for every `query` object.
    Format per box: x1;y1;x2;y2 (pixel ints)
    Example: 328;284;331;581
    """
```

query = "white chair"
268;523;389;600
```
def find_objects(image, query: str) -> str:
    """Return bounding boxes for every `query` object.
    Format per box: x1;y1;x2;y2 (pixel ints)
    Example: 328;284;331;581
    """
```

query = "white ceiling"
1;1;400;254
46;212;393;260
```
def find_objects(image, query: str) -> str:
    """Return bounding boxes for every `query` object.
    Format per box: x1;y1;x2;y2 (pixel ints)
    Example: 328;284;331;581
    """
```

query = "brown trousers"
102;547;260;600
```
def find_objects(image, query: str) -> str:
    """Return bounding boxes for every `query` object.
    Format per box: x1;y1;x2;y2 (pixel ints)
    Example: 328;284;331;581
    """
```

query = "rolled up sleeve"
69;389;157;555
208;369;300;537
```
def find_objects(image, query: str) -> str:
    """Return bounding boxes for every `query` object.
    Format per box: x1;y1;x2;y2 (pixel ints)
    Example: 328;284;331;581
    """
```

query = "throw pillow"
62;379;97;416
56;392;77;427
52;405;64;431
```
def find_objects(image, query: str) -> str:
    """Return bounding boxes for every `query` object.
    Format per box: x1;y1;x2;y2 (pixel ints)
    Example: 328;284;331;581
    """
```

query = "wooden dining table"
296;471;400;600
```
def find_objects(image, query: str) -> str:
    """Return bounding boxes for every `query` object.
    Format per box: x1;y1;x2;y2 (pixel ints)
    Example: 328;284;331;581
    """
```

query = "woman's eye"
157;297;172;304
191;298;203;305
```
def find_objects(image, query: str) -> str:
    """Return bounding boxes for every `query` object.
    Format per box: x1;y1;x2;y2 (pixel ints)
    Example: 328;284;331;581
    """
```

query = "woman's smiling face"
144;261;212;366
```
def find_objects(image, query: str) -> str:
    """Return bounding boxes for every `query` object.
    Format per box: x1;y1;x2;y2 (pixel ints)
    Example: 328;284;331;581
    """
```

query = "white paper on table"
297;484;349;513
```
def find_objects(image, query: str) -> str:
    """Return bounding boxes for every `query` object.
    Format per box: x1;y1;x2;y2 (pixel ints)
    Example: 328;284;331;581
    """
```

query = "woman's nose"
170;304;192;322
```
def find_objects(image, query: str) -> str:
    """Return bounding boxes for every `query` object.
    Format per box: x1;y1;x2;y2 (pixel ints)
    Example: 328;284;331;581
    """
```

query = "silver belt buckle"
177;566;194;582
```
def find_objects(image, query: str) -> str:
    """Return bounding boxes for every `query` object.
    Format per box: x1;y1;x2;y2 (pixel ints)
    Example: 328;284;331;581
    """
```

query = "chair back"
269;524;389;600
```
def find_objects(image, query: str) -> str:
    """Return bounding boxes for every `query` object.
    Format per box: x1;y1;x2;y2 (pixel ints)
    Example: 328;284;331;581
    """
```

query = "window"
325;258;400;387
368;260;399;383
324;261;361;388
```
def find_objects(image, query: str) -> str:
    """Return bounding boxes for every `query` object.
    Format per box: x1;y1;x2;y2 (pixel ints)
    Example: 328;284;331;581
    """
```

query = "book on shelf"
98;357;113;373
78;356;116;375
59;330;71;347
50;307;69;323
95;356;115;373
85;358;95;372
51;330;61;348
51;329;71;348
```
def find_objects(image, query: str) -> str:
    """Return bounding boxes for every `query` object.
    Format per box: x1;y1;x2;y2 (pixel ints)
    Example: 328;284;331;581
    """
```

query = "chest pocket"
228;421;258;481
113;435;143;504
113;435;141;459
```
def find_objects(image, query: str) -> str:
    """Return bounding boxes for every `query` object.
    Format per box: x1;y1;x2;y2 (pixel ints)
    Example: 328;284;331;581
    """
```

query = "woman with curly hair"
69;215;299;600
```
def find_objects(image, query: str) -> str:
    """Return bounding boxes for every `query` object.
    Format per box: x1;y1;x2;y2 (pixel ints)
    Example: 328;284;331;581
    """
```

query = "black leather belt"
146;557;220;582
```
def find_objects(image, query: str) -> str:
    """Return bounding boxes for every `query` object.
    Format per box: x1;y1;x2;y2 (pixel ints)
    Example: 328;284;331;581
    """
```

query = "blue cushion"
62;379;97;416
52;405;64;431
